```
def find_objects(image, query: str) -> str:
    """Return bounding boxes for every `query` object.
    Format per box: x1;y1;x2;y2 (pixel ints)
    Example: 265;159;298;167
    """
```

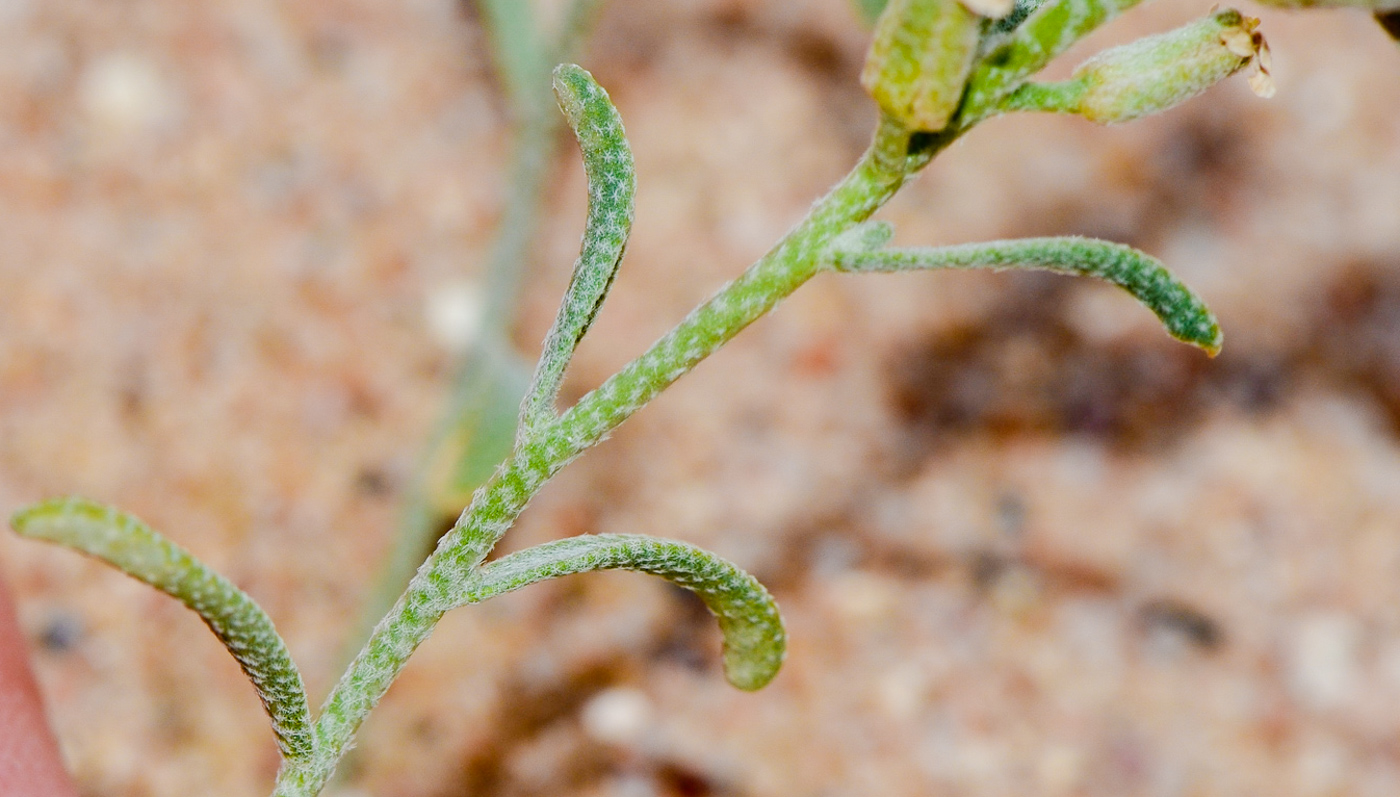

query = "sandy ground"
2;0;1400;795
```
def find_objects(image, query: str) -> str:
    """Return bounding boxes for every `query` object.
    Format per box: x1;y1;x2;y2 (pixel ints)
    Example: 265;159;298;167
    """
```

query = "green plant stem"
272;113;934;797
346;1;604;665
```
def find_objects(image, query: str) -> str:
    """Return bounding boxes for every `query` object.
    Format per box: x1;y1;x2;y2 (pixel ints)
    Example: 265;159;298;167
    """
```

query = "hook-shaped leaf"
831;236;1222;354
456;534;785;690
11;498;315;761
519;64;636;440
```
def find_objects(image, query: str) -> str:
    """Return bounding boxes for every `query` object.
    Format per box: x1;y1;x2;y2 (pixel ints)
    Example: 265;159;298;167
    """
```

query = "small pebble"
425;280;484;354
580;686;653;747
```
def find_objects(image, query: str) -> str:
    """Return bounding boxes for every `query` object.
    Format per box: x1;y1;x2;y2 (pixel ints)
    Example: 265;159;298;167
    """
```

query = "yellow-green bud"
860;0;990;132
1073;9;1273;125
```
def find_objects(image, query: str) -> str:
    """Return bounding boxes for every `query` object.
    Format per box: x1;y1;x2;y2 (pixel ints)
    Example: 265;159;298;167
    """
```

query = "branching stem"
272;114;931;797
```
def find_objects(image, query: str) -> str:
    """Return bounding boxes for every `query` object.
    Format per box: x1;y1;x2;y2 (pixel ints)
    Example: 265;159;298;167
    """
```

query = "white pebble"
580;686;653;747
1288;612;1362;711
79;52;176;138
425;280;484;354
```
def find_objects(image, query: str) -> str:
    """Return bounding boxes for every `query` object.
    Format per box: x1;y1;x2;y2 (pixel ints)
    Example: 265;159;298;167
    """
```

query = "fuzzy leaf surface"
832;236;1222;354
11;497;314;761
460;534;785;690
519;64;636;436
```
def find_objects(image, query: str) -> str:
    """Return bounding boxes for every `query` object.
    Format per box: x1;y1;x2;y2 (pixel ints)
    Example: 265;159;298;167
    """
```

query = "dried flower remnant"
1220;16;1275;98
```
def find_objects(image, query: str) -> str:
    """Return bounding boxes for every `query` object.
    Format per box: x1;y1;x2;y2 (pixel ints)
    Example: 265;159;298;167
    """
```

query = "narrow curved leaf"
458;534;785;690
519;64;636;439
832;236;1222;354
11;497;315;761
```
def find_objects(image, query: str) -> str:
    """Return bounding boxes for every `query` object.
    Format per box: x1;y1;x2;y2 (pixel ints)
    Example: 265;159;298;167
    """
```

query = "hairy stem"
347;0;607;664
272;114;932;797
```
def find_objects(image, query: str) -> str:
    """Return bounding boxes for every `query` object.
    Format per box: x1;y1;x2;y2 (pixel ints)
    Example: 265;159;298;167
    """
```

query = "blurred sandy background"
2;0;1400;795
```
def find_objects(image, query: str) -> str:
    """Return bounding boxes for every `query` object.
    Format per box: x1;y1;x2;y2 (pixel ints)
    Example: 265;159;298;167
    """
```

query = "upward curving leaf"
830;236;1223;355
10;497;315;762
518;64;636;440
456;534;785;690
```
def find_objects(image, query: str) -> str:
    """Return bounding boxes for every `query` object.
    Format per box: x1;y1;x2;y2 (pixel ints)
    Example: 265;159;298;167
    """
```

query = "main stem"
271;115;931;797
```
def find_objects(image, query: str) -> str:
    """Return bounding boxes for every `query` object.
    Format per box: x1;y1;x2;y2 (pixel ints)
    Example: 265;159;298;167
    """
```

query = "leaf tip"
1174;315;1224;358
718;602;787;691
721;634;786;691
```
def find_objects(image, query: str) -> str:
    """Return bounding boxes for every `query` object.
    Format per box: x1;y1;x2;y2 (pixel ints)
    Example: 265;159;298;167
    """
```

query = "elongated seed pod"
519;64;636;438
961;0;1145;123
459;534;785;690
11;497;315;760
861;0;983;131
1071;9;1272;123
1001;10;1273;121
831;236;1222;355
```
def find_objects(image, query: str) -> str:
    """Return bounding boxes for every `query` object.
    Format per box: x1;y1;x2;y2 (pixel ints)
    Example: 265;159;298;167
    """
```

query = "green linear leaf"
11;497;315;761
832;236;1222;354
459;534;785;690
519;64;636;438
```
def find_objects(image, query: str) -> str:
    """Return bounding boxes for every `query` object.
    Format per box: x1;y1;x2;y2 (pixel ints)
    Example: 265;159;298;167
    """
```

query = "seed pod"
1073;9;1272;124
861;0;985;131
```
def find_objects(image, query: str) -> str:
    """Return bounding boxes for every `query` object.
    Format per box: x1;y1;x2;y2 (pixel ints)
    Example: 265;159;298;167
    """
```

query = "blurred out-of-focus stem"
343;0;609;667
